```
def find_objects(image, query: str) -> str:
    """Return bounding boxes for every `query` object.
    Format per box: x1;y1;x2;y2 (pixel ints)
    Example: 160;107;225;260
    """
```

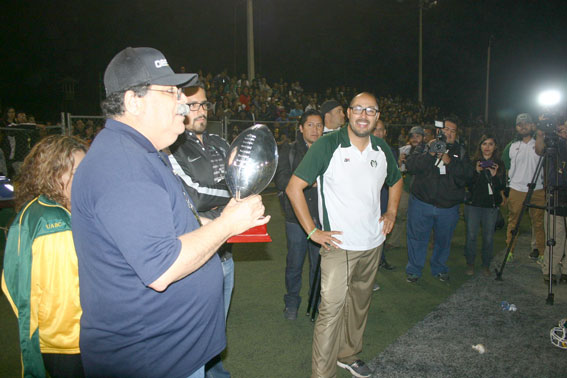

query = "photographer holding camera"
535;119;567;284
405;116;472;282
464;134;506;276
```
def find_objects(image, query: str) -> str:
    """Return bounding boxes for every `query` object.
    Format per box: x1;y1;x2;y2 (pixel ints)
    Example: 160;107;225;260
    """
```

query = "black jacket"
545;140;567;216
169;130;231;219
273;133;318;224
406;142;473;208
466;158;506;208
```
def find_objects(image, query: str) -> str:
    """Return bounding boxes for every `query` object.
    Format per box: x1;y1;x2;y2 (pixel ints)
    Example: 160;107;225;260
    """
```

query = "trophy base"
227;224;272;243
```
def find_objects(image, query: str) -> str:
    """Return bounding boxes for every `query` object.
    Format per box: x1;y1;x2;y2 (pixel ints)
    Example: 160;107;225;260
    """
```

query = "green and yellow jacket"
1;195;81;378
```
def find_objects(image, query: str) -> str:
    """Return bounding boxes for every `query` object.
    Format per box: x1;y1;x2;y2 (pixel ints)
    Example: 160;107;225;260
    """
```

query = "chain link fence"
0;123;65;177
65;113;518;155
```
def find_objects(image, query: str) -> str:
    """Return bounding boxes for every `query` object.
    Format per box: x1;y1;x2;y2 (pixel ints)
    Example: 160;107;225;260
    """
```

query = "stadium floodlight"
537;89;561;108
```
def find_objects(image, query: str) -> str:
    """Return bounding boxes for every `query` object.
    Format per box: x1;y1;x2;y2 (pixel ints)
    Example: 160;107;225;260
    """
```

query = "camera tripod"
496;139;563;305
306;255;321;321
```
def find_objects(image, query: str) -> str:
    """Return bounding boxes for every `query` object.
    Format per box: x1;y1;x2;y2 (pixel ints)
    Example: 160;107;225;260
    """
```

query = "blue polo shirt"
72;119;225;378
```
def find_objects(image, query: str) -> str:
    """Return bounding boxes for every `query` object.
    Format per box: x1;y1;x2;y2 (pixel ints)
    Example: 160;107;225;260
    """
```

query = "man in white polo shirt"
286;92;402;378
502;113;545;261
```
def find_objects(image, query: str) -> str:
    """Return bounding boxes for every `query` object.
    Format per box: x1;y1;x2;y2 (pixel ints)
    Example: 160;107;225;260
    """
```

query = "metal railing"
60;113;518;159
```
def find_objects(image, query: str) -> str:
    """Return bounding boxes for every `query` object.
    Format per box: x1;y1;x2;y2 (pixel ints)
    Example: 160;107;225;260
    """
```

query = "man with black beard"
287;92;402;378
502;113;545;262
169;85;234;378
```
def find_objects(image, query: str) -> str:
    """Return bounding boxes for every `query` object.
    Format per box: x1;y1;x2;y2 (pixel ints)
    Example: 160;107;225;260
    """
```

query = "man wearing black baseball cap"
320;99;345;134
71;47;269;378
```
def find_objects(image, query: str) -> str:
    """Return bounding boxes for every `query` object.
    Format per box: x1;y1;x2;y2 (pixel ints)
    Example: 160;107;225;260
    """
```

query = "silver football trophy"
226;124;278;242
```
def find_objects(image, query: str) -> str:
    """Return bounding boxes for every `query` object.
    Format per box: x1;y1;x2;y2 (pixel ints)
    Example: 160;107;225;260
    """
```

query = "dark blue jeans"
205;257;234;378
464;205;498;268
406;196;459;277
284;221;320;310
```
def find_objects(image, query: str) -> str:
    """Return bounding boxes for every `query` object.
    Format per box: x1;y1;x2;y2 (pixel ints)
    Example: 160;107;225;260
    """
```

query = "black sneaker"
436;273;450;282
337;359;372;378
283;307;298;320
529;249;539;260
380;260;395;271
406;274;419;283
372;282;380;291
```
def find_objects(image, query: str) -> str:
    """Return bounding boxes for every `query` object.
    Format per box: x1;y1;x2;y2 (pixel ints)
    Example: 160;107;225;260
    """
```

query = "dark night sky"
1;0;566;124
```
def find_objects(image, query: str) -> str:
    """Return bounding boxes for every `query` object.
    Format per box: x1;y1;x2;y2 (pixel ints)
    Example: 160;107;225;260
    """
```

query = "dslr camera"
429;120;447;154
479;160;495;169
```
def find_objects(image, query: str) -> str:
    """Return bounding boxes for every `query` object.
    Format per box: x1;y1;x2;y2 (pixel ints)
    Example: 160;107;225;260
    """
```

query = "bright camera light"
538;90;561;107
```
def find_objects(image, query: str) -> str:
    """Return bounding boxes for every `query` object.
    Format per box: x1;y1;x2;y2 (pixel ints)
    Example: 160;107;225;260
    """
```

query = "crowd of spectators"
3;69;512;173
188;68;441;144
0;108;53;177
0;107;105;178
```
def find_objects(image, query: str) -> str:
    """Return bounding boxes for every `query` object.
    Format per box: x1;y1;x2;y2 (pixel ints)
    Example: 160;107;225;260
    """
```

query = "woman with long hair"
464;134;506;275
1;135;87;378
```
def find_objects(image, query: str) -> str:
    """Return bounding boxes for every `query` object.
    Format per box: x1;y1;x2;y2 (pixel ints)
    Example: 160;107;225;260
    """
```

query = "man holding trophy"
287;92;402;378
71;47;269;378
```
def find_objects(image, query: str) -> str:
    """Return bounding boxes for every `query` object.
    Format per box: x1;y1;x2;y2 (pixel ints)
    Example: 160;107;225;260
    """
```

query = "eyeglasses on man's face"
148;87;184;100
187;101;213;112
349;106;379;116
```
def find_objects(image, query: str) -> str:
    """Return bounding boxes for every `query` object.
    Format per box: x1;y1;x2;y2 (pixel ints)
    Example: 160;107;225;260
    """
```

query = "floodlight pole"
418;1;423;104
418;0;437;104
484;36;493;125
246;0;255;81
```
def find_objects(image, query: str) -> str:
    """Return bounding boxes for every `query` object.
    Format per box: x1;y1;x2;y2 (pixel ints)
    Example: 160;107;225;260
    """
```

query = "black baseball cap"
103;47;198;96
320;99;342;119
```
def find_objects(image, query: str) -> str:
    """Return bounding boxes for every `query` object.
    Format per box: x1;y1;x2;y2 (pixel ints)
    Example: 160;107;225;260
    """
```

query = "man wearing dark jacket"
405;117;472;282
274;109;323;320
168;85;233;378
535;121;567;283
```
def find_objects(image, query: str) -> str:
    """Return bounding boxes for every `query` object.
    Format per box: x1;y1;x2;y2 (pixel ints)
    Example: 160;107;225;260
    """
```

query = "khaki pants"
542;214;567;276
387;190;409;248
311;245;380;378
506;188;545;253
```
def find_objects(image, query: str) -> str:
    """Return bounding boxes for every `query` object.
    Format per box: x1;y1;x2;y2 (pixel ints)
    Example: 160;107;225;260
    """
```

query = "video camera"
537;113;561;148
536;90;564;147
429;120;447;154
537;113;558;132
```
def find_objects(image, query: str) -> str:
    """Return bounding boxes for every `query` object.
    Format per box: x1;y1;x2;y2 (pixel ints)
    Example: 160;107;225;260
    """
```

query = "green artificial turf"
0;191;535;377
224;192;516;377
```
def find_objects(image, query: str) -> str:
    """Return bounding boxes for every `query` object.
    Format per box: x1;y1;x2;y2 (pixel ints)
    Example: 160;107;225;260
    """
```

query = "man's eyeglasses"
188;102;213;112
148;87;183;100
349;106;379;116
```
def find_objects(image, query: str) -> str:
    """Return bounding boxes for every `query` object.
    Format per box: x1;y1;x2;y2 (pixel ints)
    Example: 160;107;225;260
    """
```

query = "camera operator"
502;113;545;262
405;116;473;282
535;119;567;284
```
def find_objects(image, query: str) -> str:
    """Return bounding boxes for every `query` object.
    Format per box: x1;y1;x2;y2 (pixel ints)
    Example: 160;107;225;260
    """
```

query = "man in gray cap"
502;113;545;261
320;99;345;134
71;47;269;378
